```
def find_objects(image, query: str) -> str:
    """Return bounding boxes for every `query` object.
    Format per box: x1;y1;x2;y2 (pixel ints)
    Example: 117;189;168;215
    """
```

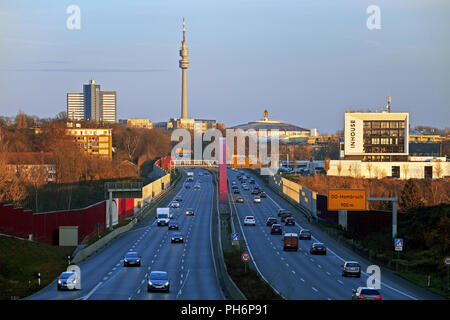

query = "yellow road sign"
328;189;366;211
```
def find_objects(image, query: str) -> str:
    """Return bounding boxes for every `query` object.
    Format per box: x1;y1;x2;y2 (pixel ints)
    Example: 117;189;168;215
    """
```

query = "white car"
253;196;261;203
170;201;180;208
244;216;256;226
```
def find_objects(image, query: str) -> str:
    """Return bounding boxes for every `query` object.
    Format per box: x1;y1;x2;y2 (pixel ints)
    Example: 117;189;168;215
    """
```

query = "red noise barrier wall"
118;198;135;221
0;201;106;245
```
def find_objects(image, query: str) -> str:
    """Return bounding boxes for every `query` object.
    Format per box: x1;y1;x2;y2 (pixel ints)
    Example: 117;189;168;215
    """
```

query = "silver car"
342;261;361;277
57;272;80;290
352;287;382;300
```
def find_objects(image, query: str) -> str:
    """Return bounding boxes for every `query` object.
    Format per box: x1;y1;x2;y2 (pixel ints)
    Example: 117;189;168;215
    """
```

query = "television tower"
179;17;190;119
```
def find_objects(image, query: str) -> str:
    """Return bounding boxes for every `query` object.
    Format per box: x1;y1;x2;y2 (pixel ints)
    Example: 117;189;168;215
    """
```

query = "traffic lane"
230;171;378;300
178;184;222;299
246;171;443;300
233;195;330;300
96;177;206;300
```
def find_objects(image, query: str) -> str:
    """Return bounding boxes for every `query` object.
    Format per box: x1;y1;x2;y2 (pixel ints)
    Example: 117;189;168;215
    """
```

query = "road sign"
444;257;450;266
328;189;366;211
231;233;239;246
241;252;251;263
394;238;403;251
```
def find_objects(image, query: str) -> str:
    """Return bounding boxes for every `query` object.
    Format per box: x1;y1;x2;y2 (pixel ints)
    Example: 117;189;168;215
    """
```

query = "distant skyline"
0;0;449;134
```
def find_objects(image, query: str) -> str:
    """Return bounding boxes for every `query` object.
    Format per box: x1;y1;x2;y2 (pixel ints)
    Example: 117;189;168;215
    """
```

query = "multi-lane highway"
227;168;444;300
26;169;223;300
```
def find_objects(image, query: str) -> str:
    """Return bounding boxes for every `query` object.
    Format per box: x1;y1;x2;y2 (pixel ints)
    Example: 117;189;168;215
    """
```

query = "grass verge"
0;234;75;300
223;246;283;300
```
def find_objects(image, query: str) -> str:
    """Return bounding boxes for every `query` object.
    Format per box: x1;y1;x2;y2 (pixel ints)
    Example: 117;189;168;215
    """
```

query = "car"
285;217;295;226
187;177;194;182
299;229;311;240
310;243;327;255
168;220;179;230
124;252;141;266
352;287;382;300
236;196;245;203
232;181;237;185
171;233;184;243
170;201;180;208
249;179;255;184
185;208;194;216
260;192;267;198
232;185;239;190
277;209;291;217
280;211;293;222
342;261;361;277
194;184;201;190
266;217;278;226
57;272;80;290
271;224;283;235
233;189;240;194
147;271;170;292
251;189;260;195
253;196;261;203
175;196;183;202
242;185;249;190
199;172;203;176
244;216;256;226
184;184;191;189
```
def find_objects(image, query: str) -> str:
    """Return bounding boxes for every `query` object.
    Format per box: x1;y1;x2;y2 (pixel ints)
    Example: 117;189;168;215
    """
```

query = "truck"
283;233;299;251
186;171;194;182
156;208;170;226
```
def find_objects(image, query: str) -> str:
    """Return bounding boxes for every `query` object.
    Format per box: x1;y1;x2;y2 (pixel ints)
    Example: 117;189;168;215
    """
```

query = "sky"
0;0;449;134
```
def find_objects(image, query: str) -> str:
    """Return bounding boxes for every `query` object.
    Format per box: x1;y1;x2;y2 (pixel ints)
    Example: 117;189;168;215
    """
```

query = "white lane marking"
112;267;116;271
276;252;280;255
80;282;103;300
137;289;141;294
108;272;112;275
141;279;145;284
262;178;419;300
312;287;318;292
285;263;289;267
300;278;305;282
281;257;285;260
337;280;344;285
326;271;331;276
318;265;322;269
103;277;108;281
292;270;296;274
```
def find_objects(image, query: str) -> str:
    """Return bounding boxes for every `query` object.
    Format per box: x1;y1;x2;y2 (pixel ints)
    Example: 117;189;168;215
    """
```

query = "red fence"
0;201;106;245
316;194;403;239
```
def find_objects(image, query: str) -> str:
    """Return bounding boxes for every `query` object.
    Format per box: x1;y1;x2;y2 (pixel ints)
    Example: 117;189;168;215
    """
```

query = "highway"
227;168;444;300
26;168;223;300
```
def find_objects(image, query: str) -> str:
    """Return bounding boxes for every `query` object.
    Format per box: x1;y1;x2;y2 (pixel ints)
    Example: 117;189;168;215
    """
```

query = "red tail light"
344;266;348;270
376;296;382;300
358;295;365;299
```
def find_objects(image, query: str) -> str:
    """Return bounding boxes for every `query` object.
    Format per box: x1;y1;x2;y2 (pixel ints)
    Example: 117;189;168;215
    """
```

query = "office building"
67;80;117;123
66;128;113;159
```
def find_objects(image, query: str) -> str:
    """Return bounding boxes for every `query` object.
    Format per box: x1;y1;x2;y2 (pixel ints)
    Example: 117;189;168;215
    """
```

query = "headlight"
148;281;152;286
58;280;61;284
180;237;183;240
124;259;128;262
171;238;174;241
72;279;77;284
165;282;169;286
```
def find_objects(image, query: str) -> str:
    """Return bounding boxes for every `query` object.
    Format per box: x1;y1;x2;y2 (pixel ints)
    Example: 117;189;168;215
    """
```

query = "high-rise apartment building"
67;93;85;121
67;80;117;123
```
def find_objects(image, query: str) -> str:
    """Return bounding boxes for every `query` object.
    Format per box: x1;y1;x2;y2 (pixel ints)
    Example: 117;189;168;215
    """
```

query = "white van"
156;208;170;226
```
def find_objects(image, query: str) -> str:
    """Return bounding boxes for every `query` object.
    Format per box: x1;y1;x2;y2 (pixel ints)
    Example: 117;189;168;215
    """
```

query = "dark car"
266;217;278;226
57;272;80;290
233;189;240;194
270;224;283;235
260;192;267;198
124;252;141;266
310;243;327;255
251;189;260;195
249;179;255;184
168;220;179;230
184;184;191;189
185;208;194;216
175;196;183;202
285;217;295;226
342;261;361;277
280;211;293;222
277;209;291;217
299;229;311;240
236;196;245;203
171;233;184;243
147;271;170;292
352;287;382;300
232;185;239;190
